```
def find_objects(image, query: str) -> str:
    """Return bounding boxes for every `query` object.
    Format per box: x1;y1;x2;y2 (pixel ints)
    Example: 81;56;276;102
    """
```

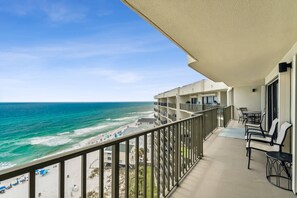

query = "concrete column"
291;55;297;194
176;95;181;120
260;86;266;129
217;91;221;104
278;64;291;153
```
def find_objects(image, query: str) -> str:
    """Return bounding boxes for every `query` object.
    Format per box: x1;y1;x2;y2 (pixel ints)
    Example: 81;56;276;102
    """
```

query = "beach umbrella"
0;186;6;190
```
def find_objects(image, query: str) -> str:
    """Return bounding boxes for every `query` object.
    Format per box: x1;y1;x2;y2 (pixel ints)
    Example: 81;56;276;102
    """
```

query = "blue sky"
0;0;204;102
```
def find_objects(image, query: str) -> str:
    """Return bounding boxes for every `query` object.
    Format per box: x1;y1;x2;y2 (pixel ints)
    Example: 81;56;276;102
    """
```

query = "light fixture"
279;62;292;73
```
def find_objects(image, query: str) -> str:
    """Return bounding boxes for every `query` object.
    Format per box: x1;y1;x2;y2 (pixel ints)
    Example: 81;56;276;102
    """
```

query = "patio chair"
246;121;292;169
245;118;278;156
245;112;266;136
245;118;278;141
237;108;247;123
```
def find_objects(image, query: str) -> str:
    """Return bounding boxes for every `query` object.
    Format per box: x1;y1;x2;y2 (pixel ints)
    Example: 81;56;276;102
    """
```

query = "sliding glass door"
267;80;278;128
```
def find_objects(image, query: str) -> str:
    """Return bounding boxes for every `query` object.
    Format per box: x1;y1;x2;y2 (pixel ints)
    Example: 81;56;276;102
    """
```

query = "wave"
0;162;16;171
73;125;109;136
29;136;72;147
113;116;137;121
0;152;21;158
58;132;71;136
127;111;154;115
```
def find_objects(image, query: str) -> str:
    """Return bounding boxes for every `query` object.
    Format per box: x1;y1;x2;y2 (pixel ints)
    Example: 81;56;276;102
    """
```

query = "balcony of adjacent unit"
180;103;202;112
167;103;176;109
168;114;176;122
159;102;167;107
160;110;167;118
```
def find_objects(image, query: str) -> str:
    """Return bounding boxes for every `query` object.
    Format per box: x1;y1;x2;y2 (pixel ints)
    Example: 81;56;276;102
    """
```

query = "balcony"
180;104;202;112
159;102;167;107
171;120;294;198
167;103;176;109
0;107;227;198
168;114;176;121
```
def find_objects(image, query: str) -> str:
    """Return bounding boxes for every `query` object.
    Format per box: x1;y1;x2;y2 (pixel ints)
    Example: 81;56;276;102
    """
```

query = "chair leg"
246;148;248;157
247;148;251;169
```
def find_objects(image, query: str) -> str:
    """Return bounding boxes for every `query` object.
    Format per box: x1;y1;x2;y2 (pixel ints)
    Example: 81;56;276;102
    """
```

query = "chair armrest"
245;123;260;128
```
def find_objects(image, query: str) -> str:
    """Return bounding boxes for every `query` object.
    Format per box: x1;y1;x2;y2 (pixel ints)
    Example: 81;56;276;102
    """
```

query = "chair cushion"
246;141;279;152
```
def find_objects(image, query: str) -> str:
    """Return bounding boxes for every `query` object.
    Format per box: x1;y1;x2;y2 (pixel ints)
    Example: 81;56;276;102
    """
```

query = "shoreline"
0;116;154;197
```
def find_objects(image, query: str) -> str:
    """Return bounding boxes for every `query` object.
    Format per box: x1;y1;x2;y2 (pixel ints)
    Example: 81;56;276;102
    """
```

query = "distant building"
154;79;230;125
137;118;156;126
104;143;134;166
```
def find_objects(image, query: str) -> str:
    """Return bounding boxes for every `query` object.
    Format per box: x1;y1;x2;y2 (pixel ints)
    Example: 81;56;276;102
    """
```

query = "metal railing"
168;114;177;122
167;103;176;109
159;102;167;107
223;105;233;127
0;115;206;198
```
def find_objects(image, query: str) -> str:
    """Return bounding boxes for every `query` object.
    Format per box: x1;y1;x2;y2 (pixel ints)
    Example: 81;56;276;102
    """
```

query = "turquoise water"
0;102;153;170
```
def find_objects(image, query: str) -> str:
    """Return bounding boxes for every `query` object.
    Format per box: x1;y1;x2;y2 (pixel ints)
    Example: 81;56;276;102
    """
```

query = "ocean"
0;102;153;170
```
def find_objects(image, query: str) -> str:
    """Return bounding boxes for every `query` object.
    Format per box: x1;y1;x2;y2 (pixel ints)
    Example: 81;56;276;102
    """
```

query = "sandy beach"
0;120;154;198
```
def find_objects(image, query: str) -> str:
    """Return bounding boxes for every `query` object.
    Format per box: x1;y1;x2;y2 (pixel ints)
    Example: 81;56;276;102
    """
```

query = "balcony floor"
170;120;295;198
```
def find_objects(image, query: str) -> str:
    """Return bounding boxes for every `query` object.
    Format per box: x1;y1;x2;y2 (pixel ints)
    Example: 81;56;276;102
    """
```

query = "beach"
0;119;155;198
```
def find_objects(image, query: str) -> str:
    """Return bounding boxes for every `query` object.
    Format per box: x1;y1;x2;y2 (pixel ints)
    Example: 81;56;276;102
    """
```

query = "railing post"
199;116;203;157
125;141;130;198
60;161;65;198
112;143;120;198
99;149;104;198
82;153;87;198
135;137;139;198
150;132;154;198
29;169;35;198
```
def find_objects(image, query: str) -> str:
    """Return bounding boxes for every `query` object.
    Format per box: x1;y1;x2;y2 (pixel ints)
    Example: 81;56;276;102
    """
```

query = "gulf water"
0;102;153;170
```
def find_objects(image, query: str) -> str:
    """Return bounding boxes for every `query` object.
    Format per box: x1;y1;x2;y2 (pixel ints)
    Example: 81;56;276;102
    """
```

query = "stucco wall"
233;85;262;120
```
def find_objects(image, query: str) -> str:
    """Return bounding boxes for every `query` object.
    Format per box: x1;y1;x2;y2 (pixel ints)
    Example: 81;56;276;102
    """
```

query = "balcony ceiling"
122;0;297;86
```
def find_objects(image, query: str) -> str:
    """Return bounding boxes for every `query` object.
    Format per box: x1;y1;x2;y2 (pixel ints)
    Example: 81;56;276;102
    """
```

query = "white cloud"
90;69;142;83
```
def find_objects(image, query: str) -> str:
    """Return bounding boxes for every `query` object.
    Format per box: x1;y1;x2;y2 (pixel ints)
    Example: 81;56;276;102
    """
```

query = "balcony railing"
223;105;233;127
168;114;177;121
160;111;167;116
180;104;202;112
167;103;176;109
159;102;167;107
0;107;232;198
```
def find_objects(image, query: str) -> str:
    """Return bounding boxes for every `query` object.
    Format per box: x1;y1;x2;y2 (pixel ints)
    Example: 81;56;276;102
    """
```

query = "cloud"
89;69;142;83
0;0;103;23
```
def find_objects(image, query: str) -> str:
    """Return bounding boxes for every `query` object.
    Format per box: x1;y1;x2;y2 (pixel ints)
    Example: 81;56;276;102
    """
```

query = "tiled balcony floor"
170;120;295;198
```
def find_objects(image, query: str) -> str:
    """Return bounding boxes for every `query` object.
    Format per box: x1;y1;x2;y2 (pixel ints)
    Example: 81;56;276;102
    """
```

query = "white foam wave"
30;136;72;147
0;162;16;171
73;125;108;136
0;152;21;158
58;132;71;136
114;116;137;121
127;111;154;115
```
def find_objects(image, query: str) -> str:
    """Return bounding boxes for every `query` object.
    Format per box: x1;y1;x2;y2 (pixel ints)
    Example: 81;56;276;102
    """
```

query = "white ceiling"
122;0;297;86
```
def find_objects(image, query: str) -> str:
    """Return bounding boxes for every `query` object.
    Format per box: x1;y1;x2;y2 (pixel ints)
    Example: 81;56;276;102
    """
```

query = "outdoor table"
242;111;261;123
266;151;292;191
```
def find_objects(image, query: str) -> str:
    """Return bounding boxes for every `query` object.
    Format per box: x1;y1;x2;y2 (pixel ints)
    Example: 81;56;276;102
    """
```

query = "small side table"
266;151;292;191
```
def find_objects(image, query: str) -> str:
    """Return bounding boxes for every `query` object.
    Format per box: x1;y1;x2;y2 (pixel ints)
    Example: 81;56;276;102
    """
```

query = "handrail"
0;113;208;198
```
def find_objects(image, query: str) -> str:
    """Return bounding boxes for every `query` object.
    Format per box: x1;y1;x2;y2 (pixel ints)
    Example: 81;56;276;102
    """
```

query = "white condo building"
154;79;230;125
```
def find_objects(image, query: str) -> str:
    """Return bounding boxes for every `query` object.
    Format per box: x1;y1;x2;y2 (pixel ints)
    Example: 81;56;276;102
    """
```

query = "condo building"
154;79;230;125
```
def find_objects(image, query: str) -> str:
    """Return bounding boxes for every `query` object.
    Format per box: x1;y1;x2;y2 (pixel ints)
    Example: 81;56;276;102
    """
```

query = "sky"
0;0;205;102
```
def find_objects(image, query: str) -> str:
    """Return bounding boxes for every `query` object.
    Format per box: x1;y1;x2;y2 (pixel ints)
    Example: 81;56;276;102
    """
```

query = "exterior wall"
263;41;297;193
154;79;229;123
220;91;227;106
233;85;262;120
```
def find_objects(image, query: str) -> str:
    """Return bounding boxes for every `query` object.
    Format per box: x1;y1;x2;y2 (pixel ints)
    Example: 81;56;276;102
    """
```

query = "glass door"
267;80;278;128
